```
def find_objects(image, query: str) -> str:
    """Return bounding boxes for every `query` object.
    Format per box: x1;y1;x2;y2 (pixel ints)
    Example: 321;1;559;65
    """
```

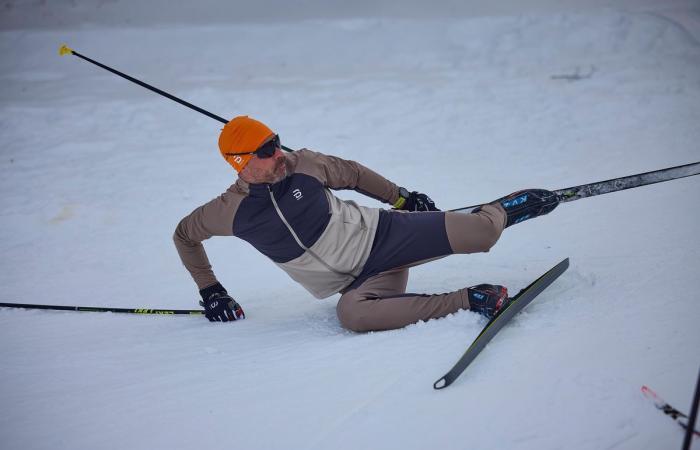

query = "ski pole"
58;44;294;152
683;367;700;450
451;161;700;213
0;302;203;315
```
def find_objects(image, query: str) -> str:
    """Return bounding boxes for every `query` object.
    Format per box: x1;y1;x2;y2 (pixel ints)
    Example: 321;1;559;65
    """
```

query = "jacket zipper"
267;186;355;278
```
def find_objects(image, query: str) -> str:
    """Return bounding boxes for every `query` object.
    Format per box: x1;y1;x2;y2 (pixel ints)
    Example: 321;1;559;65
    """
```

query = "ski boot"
467;284;510;319
495;189;559;227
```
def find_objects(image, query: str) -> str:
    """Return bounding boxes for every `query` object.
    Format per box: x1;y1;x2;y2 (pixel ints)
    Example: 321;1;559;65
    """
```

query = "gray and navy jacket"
173;149;402;299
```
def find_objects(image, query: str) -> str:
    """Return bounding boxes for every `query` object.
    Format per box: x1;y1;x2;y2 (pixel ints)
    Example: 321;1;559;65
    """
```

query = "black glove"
199;282;245;322
394;187;440;212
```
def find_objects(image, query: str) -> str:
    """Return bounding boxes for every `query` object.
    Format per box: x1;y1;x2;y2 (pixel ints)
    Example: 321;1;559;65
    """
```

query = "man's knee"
336;294;371;332
478;214;504;251
445;205;506;254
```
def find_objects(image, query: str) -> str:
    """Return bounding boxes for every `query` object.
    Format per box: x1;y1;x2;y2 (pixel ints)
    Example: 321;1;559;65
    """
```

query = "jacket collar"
235;176;290;197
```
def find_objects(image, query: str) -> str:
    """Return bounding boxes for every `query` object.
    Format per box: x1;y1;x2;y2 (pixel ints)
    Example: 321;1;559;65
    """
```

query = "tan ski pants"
336;204;506;332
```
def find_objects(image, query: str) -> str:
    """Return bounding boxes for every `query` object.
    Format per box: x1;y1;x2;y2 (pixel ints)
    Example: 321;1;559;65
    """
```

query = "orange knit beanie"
218;116;275;172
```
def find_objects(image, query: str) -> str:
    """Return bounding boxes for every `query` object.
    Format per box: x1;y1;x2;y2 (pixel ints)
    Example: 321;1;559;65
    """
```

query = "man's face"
239;138;288;184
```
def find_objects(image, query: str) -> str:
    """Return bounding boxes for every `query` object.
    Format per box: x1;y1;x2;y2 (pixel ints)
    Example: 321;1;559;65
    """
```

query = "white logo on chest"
292;188;303;200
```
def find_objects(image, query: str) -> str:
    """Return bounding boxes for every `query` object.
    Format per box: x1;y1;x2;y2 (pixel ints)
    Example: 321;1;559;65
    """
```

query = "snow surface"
1;1;700;449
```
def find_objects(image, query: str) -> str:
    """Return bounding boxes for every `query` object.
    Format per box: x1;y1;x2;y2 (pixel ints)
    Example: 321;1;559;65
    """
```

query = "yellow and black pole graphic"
0;301;203;315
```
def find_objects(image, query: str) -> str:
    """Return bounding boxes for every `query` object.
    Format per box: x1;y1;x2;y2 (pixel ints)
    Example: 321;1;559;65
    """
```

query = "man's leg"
336;204;508;332
445;204;506;254
348;204;507;290
337;267;470;332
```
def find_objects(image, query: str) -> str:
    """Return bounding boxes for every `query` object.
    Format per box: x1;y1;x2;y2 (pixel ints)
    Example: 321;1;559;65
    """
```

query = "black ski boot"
467;284;509;319
495;189;559;227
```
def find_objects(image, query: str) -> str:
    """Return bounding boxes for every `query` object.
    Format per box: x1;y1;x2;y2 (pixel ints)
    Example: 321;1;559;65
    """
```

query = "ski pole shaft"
58;44;295;152
0;302;203;315
555;161;700;203
59;44;228;124
450;161;700;213
682;367;700;450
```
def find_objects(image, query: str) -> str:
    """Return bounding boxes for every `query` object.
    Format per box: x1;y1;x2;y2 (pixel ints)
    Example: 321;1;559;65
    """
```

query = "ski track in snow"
1;2;700;450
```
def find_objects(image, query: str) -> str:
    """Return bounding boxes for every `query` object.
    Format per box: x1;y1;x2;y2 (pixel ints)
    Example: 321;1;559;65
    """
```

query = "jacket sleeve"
293;149;401;205
173;192;239;291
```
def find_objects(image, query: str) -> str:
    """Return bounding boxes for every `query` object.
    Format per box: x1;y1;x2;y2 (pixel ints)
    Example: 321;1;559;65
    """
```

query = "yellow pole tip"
59;44;73;56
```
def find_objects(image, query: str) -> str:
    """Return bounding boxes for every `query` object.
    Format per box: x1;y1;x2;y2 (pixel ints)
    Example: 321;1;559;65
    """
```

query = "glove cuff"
393;186;410;209
199;282;227;301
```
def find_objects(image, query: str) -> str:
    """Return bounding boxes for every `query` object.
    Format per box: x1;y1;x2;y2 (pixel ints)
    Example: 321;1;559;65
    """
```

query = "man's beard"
267;159;288;183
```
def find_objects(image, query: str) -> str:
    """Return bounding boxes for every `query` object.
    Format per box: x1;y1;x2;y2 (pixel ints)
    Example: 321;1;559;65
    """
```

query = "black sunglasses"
225;135;280;159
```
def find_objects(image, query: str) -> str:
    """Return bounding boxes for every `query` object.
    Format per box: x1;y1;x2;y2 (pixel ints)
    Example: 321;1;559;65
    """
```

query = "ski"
641;385;700;438
451;161;700;213
434;258;569;389
0;302;203;316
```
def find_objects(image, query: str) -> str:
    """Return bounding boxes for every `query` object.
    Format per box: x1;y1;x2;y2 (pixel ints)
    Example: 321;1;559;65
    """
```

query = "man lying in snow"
174;116;559;331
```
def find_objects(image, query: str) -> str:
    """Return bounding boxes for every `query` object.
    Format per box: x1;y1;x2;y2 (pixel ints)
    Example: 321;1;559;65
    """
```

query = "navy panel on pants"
344;210;453;292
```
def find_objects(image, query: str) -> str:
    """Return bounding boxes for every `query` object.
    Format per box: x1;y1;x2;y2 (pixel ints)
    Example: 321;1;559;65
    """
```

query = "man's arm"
173;192;238;290
292;149;401;205
173;191;247;322
292;149;439;211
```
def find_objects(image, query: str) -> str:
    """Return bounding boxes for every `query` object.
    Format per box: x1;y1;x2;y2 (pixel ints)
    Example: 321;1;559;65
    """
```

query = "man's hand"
394;187;440;212
199;282;245;322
